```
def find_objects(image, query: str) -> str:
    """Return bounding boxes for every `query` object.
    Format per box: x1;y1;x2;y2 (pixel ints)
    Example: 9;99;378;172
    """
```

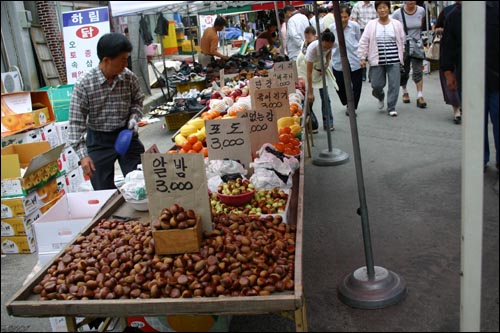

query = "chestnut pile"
152;204;197;230
31;214;296;300
217;178;255;196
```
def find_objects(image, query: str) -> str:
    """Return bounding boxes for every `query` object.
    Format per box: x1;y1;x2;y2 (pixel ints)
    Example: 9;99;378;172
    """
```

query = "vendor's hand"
360;59;367;68
128;115;139;134
80;156;96;179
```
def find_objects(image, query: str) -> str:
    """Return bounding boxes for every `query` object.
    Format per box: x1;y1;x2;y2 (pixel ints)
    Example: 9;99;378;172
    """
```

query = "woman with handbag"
358;1;405;117
392;1;428;108
434;1;462;124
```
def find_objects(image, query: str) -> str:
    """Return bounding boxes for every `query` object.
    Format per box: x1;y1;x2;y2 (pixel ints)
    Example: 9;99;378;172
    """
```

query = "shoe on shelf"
388;110;398;117
402;93;410;103
416;97;427;108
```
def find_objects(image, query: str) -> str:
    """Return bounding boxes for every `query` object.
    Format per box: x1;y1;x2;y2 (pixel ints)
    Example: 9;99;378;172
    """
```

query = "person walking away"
255;21;279;55
440;2;499;173
68;33;145;190
284;5;310;61
279;11;287;56
297;26;320;133
199;16;229;68
392;1;428;108
322;6;336;33
358;1;406;117
306;29;338;131
330;5;363;117
351;1;378;81
434;1;462;124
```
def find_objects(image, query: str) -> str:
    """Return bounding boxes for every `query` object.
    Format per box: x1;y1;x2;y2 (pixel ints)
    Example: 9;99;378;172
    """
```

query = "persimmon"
181;141;192;152
201;147;209;157
289;137;301;147
279;133;292;144
192;141;203;152
187;134;199;145
279;126;291;135
274;142;285;152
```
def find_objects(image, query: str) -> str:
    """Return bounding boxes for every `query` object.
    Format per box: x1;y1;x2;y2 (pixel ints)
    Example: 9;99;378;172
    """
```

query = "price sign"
205;118;252;169
142;153;212;232
268;61;298;94
250;87;290;119
237;108;278;155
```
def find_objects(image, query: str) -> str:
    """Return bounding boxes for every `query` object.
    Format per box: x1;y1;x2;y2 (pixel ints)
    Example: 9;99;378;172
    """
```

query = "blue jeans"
319;88;334;129
484;88;499;168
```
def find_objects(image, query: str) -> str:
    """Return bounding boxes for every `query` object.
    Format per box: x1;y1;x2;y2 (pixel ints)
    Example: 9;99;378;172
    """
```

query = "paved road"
2;70;498;332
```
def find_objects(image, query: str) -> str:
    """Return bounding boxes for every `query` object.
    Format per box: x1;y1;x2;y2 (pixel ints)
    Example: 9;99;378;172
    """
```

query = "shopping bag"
426;35;440;61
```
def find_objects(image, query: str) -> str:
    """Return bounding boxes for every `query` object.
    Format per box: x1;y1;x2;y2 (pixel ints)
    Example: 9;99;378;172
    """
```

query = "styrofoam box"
33;190;116;255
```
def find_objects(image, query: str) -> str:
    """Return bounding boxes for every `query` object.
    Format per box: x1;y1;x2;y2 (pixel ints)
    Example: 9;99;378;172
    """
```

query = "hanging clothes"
139;15;153;45
155;13;169;36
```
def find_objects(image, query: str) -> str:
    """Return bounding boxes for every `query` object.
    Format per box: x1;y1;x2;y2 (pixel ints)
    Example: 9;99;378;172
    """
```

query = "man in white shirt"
284;5;310;61
351;1;378;81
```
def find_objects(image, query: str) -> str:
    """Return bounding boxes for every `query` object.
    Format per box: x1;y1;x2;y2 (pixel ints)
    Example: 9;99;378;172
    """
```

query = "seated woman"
255;21;279;54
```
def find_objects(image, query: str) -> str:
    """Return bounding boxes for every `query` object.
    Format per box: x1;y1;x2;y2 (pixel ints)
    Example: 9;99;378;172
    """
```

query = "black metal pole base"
312;148;349;166
338;266;407;309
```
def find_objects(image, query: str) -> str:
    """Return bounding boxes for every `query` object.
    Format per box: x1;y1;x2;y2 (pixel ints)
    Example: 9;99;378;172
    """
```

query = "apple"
210;91;222;99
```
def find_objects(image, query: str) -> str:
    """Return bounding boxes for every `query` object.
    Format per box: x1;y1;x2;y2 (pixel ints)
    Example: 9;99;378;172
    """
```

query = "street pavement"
1;69;498;332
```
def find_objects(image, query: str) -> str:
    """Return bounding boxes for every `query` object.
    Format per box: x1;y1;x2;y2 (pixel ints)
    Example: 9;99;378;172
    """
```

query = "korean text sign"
62;7;110;84
142;153;212;232
205;118;252;170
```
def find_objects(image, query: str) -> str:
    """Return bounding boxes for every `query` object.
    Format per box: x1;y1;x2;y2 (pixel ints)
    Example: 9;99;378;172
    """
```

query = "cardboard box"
153;216;202;255
33;190;116;255
1;178;60;218
49;316;125;332
1;127;43;148
1;91;56;135
1;142;64;197
60;146;79;173
54;121;69;144
41;122;61;148
1;226;36;254
65;166;87;192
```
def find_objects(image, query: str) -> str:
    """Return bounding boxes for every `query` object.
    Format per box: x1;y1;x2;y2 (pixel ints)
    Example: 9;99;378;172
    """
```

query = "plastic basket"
38;84;74;122
164;111;198;131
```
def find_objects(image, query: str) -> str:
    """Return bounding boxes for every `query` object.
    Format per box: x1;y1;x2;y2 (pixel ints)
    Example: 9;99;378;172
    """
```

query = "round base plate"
312;148;349;166
338;266;407;309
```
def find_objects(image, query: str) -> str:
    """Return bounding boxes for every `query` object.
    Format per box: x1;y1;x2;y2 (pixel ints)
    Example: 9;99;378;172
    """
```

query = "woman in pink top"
358;1;405;117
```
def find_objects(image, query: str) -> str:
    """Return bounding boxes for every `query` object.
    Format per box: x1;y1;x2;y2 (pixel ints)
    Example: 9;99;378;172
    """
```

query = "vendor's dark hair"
267;20;278;29
283;5;296;13
304;26;316;35
97;32;132;61
321;29;335;43
375;1;392;12
214;16;227;27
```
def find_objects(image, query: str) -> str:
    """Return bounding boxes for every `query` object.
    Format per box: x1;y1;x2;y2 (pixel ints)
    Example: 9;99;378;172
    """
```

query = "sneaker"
402;93;410;103
378;99;384;110
388;110;398;117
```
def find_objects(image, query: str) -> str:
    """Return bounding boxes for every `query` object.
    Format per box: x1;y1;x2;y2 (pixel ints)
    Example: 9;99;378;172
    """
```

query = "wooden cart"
6;156;307;332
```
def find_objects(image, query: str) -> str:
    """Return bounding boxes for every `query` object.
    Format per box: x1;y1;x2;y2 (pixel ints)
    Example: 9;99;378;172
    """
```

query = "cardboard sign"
237;108;278;155
250;87;290;120
142;153;212;232
249;76;294;102
205;118;252;169
268;61;298;94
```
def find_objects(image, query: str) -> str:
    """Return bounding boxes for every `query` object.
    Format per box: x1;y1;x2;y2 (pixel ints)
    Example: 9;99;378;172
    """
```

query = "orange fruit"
274;142;285;152
279;133;292;144
201;147;209;158
289;138;301;147
181;141;192;152
192;141;203;152
187;134;199;145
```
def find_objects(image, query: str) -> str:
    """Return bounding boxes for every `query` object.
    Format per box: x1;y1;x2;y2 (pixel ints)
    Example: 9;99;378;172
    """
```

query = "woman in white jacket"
358;1;405;117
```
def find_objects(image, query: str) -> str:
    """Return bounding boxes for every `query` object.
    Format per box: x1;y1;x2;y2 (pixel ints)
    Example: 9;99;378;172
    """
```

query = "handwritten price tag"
205;118;252;169
251;87;290;119
142;153;212;232
237;108;278;155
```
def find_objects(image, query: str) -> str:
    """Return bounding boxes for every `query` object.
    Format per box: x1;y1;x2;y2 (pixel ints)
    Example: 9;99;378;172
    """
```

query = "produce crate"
164;111;198;131
175;80;207;93
38;85;74;122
